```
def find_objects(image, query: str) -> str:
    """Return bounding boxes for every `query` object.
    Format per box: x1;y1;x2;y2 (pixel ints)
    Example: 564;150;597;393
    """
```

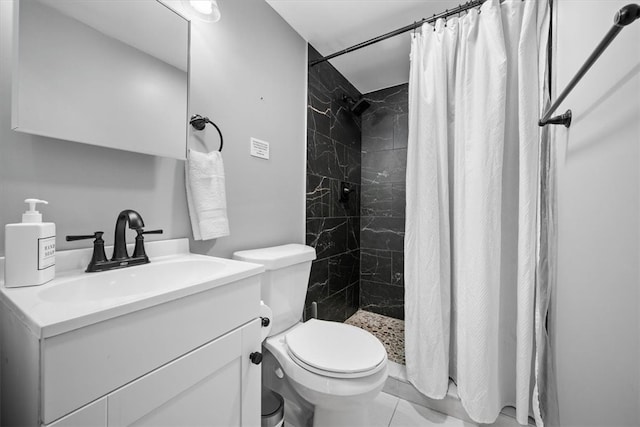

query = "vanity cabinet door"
42;275;260;423
45;398;106;427
107;319;261;427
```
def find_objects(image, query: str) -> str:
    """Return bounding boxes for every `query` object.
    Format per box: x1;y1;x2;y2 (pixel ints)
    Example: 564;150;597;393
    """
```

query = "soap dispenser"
4;199;56;287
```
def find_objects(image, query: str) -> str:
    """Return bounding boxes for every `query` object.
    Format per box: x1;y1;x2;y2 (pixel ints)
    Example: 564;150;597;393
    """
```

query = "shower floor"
344;310;405;365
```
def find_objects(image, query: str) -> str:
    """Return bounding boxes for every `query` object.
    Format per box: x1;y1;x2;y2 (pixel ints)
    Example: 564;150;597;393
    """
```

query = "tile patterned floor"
343;311;530;427
367;393;526;427
345;309;405;365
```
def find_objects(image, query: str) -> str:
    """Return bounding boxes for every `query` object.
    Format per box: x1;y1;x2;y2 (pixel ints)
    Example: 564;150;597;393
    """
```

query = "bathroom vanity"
0;239;264;426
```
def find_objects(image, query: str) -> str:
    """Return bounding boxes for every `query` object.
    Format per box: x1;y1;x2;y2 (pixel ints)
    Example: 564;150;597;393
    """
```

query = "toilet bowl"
233;244;389;426
264;319;388;426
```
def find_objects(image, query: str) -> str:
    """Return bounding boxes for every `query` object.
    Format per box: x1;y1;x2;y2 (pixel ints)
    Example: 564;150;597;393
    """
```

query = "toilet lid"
285;319;387;378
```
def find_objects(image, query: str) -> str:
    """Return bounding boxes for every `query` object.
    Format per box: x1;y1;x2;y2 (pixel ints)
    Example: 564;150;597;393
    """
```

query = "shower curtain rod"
308;0;486;67
538;3;640;127
311;2;639;127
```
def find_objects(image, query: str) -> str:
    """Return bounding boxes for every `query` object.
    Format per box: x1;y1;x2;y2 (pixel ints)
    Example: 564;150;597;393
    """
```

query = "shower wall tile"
317;288;349;322
306;257;329;304
346;283;359;319
306;44;362;323
308;78;332;137
328;250;360;294
360;280;405;320
308;177;362;220
344;146;362;184
308;47;362;148
362;112;394;152
361;183;392;217
311;283;360;322
367;84;408;114
306;217;348;259
361;249;392;284
347;217;360;251
306;174;331;218
392;251;404;287
331;98;361;148
361;217;405;252
308;73;332;106
307;124;361;186
307;130;342;181
361;148;407;185
391;183;406;218
331;181;360;218
394;113;409;149
360;84;409;321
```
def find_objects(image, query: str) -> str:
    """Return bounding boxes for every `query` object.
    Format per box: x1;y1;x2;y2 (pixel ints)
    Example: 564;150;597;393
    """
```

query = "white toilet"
233;244;388;427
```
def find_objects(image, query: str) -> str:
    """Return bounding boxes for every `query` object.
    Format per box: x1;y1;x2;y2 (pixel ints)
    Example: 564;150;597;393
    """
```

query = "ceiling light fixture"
181;0;221;22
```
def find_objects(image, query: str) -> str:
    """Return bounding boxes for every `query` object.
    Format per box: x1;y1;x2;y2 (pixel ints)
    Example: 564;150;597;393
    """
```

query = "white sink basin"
39;257;230;304
0;239;264;337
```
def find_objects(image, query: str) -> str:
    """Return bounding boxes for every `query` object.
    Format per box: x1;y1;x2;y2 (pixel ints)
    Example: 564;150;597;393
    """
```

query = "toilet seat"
284;319;387;379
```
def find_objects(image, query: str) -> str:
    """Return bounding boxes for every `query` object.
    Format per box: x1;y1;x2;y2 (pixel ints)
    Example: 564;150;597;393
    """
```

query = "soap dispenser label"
38;237;56;270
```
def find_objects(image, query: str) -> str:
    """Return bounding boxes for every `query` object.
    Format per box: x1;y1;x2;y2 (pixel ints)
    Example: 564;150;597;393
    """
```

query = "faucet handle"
66;231;104;242
133;229;163;260
140;229;164;235
66;232;108;271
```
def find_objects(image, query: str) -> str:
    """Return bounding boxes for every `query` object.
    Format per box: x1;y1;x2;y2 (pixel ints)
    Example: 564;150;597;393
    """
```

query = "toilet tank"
233;244;316;336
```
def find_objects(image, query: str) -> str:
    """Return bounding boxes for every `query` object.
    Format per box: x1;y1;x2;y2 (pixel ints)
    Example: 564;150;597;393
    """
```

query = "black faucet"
112;209;145;261
66;209;163;272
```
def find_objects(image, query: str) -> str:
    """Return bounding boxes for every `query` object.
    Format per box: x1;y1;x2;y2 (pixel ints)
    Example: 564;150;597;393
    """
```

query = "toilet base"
262;346;387;427
262;349;314;427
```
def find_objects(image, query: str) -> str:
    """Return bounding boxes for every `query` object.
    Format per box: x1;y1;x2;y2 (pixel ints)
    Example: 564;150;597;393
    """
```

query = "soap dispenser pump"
4;199;56;287
22;198;46;222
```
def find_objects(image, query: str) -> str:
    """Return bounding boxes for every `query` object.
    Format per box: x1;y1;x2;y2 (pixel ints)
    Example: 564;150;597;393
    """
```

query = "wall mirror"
12;0;189;160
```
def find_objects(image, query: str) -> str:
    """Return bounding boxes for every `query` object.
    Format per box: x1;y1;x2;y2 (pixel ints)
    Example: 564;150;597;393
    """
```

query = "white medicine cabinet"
11;0;189;159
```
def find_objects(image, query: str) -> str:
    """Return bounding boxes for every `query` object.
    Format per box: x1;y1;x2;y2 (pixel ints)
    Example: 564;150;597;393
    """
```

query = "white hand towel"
185;149;230;240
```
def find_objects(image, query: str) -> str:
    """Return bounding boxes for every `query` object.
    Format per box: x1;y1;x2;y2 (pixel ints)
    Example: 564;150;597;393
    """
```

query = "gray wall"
554;1;640;425
0;0;306;259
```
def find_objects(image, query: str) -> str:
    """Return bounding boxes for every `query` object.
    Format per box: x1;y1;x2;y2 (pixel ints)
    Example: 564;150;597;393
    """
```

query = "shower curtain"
404;0;555;425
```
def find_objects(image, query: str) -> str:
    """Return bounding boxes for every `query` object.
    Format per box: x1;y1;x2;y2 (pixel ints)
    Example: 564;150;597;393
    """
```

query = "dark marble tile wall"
305;45;362;323
360;84;408;320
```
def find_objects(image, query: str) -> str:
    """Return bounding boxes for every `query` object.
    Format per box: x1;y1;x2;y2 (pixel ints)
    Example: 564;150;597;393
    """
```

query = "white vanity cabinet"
107;319;259;427
45;399;107;427
44;318;260;427
0;242;264;427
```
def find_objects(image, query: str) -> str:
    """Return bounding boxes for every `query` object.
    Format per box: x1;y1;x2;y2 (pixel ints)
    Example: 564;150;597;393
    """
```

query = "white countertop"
0;239;264;338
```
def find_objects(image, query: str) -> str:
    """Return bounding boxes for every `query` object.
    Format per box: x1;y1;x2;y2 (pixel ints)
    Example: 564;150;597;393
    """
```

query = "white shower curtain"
405;0;552;424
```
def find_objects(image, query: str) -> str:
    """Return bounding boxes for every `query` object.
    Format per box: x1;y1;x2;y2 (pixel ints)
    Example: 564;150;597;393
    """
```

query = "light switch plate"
250;137;270;160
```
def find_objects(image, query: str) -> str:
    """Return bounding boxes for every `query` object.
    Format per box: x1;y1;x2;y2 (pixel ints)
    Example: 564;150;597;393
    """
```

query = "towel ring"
189;114;224;152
